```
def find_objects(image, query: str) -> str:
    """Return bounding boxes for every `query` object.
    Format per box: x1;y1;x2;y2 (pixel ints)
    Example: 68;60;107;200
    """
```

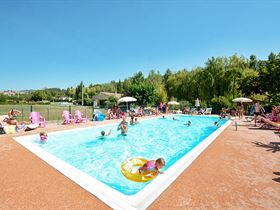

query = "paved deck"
0;118;279;209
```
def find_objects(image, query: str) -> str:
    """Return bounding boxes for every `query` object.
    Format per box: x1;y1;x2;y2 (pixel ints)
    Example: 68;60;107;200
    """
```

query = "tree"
128;83;156;106
226;55;247;98
146;70;167;104
163;69;173;99
116;80;123;93
104;96;118;108
249;54;258;70
131;72;145;85
258;53;280;101
0;94;8;104
75;81;85;105
30;90;49;101
238;68;259;96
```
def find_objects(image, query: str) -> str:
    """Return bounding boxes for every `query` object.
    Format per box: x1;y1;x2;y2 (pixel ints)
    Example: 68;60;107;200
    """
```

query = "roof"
92;92;122;100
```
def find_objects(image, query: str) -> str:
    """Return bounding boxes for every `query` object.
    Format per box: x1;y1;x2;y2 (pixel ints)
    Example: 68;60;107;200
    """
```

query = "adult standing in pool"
118;117;128;135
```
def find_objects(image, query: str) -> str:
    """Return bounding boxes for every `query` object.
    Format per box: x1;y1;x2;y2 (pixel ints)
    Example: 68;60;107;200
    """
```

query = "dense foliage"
1;52;279;112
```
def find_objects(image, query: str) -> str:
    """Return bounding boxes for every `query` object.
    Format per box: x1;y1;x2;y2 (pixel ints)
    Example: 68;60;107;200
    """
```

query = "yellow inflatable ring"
121;158;157;182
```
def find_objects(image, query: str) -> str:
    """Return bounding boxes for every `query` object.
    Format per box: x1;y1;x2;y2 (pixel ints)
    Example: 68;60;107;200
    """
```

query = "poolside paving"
0;117;279;209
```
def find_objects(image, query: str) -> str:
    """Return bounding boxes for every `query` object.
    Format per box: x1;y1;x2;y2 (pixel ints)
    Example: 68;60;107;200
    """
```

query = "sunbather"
4;109;29;129
258;116;280;128
4;109;21;127
271;105;279;122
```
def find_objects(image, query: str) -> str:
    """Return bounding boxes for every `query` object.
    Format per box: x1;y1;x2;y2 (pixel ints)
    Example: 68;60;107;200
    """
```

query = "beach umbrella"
232;97;253;103
195;98;200;107
118;96;137;111
168;101;180;105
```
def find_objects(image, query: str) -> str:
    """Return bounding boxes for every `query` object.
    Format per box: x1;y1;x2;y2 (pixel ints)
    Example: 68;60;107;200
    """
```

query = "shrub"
211;96;231;114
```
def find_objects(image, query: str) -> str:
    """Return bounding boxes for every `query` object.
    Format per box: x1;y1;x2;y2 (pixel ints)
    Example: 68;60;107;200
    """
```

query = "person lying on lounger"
4;109;29;129
4;109;21;127
257;116;280;128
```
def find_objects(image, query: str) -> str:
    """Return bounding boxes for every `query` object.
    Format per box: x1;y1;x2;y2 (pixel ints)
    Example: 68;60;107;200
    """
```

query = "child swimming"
130;116;135;125
185;121;192;126
214;121;220;127
138;158;165;175
214;116;223;127
39;131;48;142
101;130;112;137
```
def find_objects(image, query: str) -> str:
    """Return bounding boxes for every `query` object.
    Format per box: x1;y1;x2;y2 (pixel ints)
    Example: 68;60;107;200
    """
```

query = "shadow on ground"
252;141;280;153
248;127;275;130
273;172;280;183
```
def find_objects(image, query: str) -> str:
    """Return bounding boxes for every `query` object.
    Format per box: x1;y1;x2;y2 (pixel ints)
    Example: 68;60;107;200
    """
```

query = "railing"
0;105;93;122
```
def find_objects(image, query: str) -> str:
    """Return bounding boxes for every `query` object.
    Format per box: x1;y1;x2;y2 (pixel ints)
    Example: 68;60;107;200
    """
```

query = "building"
0;90;17;96
92;92;122;108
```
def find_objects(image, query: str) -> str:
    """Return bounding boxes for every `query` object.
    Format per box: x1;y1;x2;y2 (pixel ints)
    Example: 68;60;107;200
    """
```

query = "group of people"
0;109;39;133
107;106;126;120
231;101;280;129
106;102;172;120
129;107;144;117
99;116;166;177
100;116;140;137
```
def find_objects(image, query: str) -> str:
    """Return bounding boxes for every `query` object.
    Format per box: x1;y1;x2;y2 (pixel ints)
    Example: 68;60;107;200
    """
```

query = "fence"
0;105;93;122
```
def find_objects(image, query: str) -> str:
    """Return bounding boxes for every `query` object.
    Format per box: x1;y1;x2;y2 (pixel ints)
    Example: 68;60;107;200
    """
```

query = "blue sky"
0;0;279;90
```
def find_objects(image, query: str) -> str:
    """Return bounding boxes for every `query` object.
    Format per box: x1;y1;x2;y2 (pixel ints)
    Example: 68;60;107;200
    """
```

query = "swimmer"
118;117;128;135
39;131;48;142
130;116;135;125
138;158;165;175
214;116;223;127
120;123;128;135
162;115;165;118
214;122;220;127
173;117;178;121
185;121;192;126
134;118;139;124
101;130;112;137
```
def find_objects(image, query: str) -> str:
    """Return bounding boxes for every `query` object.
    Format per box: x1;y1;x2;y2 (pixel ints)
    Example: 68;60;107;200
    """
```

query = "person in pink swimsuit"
39;131;48;142
138;158;165;175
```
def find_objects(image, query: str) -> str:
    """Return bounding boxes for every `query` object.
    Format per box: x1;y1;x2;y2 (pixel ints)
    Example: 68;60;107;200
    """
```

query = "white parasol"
118;96;137;111
195;98;200;107
168;101;180;105
232;97;252;103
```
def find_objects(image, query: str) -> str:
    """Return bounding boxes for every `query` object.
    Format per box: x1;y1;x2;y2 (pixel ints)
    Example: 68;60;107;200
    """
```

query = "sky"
0;0;279;90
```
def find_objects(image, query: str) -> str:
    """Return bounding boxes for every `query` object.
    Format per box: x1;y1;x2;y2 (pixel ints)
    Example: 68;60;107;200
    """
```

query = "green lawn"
0;104;93;122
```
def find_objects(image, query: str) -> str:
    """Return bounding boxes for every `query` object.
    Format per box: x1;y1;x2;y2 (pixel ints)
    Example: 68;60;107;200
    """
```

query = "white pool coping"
13;115;231;210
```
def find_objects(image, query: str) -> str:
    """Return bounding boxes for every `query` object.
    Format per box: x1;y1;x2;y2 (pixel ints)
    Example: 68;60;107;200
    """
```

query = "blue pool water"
32;115;226;195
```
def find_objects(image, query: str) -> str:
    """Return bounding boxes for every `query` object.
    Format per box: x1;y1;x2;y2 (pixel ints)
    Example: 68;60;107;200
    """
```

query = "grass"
0;104;93;122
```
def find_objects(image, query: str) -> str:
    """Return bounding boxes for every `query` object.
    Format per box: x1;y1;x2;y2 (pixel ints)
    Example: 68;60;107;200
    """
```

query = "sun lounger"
204;108;212;115
2;125;16;134
245;116;254;122
62;110;75;124
75;110;88;123
190;108;198;115
29;112;46;127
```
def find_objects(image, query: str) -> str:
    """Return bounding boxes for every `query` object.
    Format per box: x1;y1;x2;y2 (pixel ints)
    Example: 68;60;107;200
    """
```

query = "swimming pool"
14;115;230;209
